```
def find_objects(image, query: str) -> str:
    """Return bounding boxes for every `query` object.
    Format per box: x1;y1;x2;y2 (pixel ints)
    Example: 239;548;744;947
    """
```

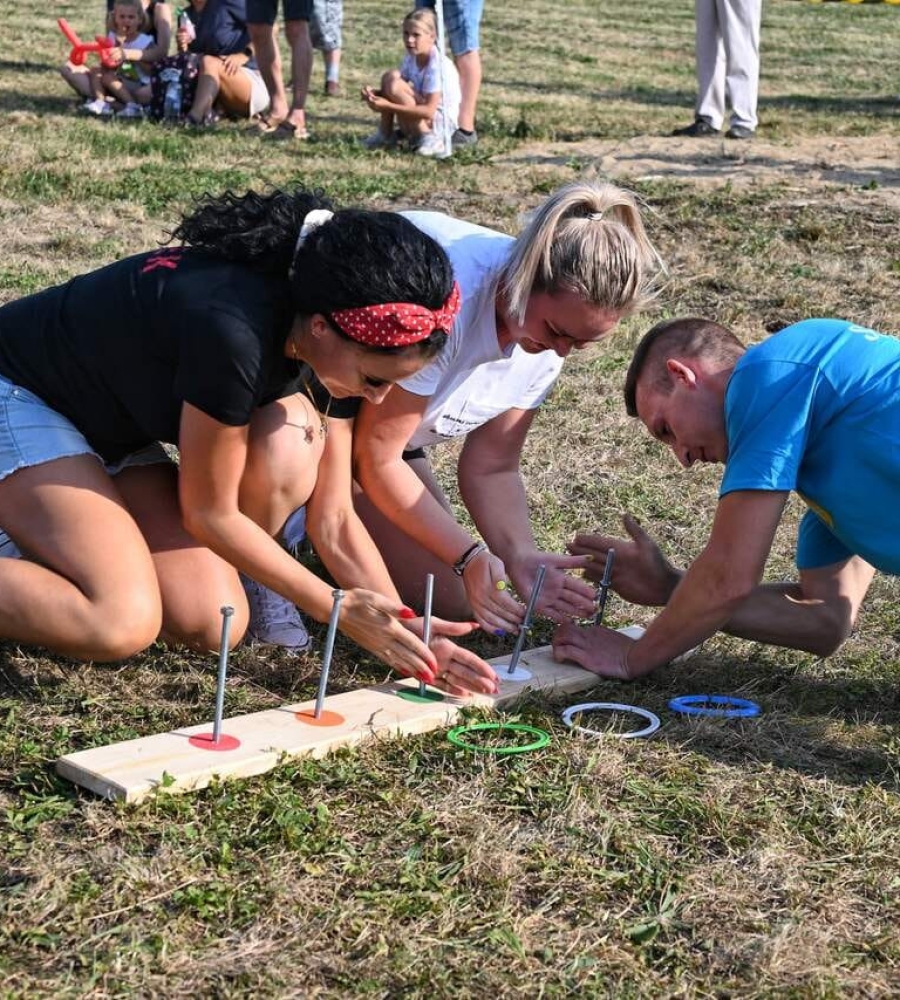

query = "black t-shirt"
0;248;358;462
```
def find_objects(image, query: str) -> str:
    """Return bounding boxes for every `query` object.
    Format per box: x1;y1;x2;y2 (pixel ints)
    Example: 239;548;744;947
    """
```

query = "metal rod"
507;564;546;675
314;589;344;719
434;0;453;158
212;605;235;744
593;549;616;626
418;573;435;696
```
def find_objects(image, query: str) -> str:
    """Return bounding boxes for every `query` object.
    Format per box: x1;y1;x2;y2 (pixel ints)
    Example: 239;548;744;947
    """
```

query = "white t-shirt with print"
400;211;564;452
400;47;461;133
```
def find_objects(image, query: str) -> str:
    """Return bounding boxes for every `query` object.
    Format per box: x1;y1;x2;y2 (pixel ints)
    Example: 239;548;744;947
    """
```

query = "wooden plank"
57;636;640;803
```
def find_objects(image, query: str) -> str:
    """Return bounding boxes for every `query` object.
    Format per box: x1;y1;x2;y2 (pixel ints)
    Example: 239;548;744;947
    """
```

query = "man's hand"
552;621;636;680
568;514;681;607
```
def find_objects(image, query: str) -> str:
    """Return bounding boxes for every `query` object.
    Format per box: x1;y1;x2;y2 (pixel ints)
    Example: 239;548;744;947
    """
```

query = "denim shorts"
0;372;172;480
246;0;313;24
416;0;483;54
0;374;99;483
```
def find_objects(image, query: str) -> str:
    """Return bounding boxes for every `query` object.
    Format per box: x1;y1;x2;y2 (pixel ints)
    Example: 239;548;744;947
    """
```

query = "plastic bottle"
160;66;182;120
178;9;196;42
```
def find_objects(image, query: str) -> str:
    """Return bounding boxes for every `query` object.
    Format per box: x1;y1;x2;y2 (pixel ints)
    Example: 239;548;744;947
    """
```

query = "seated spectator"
81;0;155;118
61;0;172;103
361;8;460;158
177;0;270;125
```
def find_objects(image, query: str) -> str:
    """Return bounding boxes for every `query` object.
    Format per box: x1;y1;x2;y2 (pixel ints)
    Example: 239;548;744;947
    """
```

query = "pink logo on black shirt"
141;248;183;274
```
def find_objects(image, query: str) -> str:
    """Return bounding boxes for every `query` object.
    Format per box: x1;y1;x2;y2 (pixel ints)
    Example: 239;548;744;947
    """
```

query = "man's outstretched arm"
555;491;788;678
568;514;875;657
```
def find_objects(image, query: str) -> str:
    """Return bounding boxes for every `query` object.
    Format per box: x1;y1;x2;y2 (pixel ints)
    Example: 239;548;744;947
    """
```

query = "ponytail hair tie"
290;208;335;276
587;211;604;221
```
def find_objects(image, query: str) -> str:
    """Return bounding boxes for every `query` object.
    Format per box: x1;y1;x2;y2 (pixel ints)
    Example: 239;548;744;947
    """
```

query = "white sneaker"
118;102;144;119
416;131;447;157
82;98;113;116
242;574;312;653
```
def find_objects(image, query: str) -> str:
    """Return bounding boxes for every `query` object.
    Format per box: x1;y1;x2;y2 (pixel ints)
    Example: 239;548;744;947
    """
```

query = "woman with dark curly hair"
0;188;496;695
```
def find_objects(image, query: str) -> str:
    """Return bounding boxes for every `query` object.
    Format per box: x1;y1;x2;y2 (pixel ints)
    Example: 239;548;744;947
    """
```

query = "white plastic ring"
496;664;532;683
561;701;661;740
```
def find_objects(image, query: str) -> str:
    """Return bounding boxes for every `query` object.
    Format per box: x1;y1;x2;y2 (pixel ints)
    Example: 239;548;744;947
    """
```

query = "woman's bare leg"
113;463;249;651
353;456;469;617
189;55;253;121
0;456;162;660
239;393;324;537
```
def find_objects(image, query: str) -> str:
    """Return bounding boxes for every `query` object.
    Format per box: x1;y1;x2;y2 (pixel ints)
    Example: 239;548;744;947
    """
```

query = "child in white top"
82;0;155;117
360;8;461;158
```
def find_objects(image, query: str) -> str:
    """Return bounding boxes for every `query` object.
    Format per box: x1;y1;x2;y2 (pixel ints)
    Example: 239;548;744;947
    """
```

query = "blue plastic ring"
668;694;761;718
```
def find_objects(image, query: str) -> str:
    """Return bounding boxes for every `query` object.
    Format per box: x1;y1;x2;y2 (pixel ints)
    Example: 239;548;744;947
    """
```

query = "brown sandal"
249;113;285;135
264;120;310;141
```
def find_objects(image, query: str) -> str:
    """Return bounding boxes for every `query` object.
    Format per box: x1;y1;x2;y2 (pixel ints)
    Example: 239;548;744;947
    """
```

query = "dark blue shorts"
246;0;312;24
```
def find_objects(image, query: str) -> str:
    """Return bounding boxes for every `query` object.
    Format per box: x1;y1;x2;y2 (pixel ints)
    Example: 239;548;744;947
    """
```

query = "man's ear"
666;358;698;389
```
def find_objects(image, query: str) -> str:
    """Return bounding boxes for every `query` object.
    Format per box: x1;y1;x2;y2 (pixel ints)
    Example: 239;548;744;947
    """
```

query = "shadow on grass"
543;651;900;791
492;79;900;115
499;143;900;190
0;58;55;75
0;92;82;115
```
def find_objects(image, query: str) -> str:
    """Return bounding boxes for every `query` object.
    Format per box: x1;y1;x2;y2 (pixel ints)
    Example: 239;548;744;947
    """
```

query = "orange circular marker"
295;709;345;727
188;732;241;751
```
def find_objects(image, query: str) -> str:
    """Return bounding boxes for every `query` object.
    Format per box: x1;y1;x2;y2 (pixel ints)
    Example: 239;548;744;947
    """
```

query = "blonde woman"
343;182;662;636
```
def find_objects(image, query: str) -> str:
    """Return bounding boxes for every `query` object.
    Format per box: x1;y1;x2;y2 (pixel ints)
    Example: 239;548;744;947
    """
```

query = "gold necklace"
288;335;331;443
300;376;332;443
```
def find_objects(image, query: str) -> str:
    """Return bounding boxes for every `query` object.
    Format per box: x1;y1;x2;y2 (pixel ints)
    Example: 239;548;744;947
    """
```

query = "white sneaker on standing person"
242;506;312;652
360;8;459;154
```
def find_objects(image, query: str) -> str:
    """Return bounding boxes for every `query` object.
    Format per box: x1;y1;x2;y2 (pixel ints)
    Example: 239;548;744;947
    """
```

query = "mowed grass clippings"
2;0;900;995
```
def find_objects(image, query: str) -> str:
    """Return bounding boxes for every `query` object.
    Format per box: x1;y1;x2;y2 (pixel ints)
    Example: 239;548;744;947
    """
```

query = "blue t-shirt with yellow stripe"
720;318;900;574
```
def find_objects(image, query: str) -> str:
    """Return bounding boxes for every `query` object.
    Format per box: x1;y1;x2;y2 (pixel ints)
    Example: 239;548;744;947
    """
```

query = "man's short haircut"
624;317;746;416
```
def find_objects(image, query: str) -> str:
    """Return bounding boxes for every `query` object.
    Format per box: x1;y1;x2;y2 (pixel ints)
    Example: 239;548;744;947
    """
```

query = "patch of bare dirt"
498;134;900;209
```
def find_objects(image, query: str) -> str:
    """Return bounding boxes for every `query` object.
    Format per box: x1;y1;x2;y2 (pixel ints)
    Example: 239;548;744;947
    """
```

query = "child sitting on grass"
82;0;155;117
360;8;460;157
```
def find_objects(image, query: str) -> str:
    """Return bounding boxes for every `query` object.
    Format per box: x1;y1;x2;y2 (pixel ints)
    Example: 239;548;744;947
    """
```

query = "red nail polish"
399;607;417;619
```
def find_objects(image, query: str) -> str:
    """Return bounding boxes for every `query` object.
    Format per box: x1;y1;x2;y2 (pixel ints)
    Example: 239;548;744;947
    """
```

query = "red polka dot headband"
331;281;461;347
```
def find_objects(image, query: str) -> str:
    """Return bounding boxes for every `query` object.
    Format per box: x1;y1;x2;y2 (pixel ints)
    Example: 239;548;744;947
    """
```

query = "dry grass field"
1;0;899;995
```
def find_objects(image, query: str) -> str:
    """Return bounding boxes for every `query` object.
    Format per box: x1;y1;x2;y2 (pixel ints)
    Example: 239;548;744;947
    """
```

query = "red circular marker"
295;709;345;727
188;732;241;752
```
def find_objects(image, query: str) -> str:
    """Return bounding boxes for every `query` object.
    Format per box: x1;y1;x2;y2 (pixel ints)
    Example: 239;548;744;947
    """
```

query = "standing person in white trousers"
673;0;761;140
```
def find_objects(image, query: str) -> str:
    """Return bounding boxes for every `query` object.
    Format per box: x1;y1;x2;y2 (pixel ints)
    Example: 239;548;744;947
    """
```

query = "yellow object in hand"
495;580;508;591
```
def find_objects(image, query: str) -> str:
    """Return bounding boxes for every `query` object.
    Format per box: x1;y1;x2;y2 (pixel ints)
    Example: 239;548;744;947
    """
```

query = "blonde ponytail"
497;181;662;325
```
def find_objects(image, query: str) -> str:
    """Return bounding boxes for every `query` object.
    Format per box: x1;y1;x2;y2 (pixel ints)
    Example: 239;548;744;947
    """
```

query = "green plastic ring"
446;722;551;755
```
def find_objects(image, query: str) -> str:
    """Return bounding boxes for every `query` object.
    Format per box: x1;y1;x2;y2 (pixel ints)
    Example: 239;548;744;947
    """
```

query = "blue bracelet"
668;694;761;718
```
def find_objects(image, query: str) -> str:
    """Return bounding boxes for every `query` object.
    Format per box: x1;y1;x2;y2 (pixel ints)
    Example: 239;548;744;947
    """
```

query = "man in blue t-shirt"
554;316;900;680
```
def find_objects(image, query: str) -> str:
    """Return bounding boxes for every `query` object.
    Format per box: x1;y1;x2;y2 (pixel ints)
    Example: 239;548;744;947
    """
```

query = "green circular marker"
446;722;551;755
398;689;446;704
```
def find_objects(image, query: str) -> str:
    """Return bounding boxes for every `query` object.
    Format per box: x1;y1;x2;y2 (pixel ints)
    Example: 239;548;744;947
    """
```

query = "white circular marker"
497;665;532;683
562;702;661;739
